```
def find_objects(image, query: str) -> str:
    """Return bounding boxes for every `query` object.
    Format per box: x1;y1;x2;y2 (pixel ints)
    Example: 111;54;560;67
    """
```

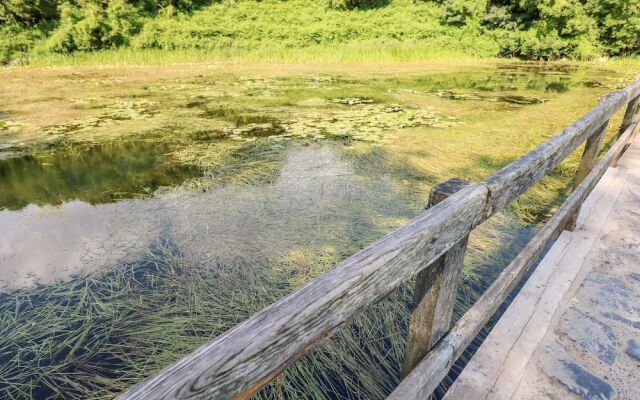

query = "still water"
0;143;409;290
0;63;636;399
0;141;200;210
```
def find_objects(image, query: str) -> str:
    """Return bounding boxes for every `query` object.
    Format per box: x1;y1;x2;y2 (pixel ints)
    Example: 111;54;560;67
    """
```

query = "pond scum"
0;64;636;399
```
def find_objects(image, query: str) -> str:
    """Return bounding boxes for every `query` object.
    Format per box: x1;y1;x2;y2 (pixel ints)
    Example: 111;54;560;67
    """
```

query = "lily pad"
436;91;484;101
436;90;546;105
331;97;376;106
498;95;546;105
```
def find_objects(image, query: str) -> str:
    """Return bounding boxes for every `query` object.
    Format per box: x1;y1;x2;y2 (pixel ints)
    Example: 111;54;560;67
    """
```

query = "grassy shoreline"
21;45;501;67
5;0;640;67
4;44;636;69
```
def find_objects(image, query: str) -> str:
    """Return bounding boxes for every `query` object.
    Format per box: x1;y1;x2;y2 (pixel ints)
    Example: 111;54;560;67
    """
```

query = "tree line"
1;0;638;63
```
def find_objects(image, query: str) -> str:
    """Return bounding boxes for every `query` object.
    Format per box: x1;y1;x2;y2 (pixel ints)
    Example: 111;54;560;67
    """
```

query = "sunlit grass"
23;44;640;68
26;44;504;67
0;62;638;399
0;206;530;399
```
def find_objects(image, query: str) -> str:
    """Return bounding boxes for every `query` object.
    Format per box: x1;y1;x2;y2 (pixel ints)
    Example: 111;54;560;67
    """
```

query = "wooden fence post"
564;121;609;231
613;95;640;167
617;95;639;138
401;178;470;379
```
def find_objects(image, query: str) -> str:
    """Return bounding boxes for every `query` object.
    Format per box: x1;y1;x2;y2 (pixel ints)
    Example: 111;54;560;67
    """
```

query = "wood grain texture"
118;79;640;400
564;120;608;230
401;179;470;379
118;183;489;400
483;78;640;217
614;95;640;166
387;115;640;400
618;94;639;138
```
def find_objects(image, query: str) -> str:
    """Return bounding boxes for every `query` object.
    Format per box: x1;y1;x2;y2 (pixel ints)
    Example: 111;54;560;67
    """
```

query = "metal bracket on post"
401;178;471;379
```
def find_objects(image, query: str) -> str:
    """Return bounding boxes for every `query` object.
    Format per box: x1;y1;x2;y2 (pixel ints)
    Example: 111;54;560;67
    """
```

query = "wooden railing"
118;78;640;400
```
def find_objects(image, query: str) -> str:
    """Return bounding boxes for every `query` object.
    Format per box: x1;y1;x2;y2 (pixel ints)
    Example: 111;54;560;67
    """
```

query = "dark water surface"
0;141;201;210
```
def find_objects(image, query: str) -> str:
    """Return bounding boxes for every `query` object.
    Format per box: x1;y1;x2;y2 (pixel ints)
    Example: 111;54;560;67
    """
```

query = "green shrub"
328;0;388;11
536;0;597;39
0;23;43;63
492;29;522;57
0;0;58;25
136;0;214;14
441;0;487;27
1;0;638;62
586;0;640;56
533;0;600;59
482;5;517;30
487;0;601;60
42;0;142;52
518;28;568;60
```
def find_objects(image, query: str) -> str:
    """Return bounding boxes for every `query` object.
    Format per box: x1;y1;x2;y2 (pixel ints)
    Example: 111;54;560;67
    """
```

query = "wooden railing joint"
401;178;471;379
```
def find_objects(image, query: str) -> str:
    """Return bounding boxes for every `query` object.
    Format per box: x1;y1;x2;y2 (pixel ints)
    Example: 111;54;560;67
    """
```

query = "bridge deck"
445;135;640;400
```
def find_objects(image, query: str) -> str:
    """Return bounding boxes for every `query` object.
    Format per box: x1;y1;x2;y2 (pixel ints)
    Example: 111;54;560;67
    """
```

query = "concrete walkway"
445;136;640;400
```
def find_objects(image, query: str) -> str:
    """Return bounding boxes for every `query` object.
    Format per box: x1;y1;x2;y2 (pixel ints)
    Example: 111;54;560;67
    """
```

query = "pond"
0;141;201;210
0;62;636;399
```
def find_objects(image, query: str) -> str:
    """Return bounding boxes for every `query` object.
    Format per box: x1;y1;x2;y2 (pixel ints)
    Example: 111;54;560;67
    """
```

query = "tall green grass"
27;42;502;66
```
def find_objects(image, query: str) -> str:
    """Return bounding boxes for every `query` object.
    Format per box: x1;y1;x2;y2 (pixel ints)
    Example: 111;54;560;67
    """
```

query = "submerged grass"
173;140;286;186
1;62;638;399
0;241;251;399
0;209;529;400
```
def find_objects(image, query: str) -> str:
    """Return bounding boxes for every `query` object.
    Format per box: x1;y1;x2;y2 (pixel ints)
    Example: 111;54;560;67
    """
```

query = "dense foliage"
1;0;639;63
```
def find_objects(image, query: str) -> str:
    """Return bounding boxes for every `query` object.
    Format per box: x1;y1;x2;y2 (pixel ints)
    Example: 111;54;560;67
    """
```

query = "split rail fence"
119;77;640;400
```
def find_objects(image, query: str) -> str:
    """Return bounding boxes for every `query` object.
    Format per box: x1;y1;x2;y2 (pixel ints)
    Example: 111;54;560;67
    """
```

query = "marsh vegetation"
2;0;640;65
0;61;638;399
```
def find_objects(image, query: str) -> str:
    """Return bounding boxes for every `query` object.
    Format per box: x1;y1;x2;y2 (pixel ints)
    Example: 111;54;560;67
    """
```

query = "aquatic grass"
0;204;532;400
172;140;286;186
197;105;280;126
1;63;638;399
0;239;268;399
1;140;528;400
3;62;636;150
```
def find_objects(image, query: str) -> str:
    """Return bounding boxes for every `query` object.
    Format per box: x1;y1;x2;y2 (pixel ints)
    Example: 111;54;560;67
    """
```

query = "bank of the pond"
1;61;638;399
24;46;504;67
18;48;640;68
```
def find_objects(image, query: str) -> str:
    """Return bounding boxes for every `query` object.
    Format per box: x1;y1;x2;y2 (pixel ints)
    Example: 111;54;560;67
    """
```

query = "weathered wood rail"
118;78;640;400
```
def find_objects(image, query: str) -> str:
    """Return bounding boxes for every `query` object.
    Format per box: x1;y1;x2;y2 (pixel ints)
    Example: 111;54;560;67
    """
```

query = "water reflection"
1;63;635;399
0;141;201;210
0;200;158;289
389;65;585;94
0;144;415;291
0;64;625;291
